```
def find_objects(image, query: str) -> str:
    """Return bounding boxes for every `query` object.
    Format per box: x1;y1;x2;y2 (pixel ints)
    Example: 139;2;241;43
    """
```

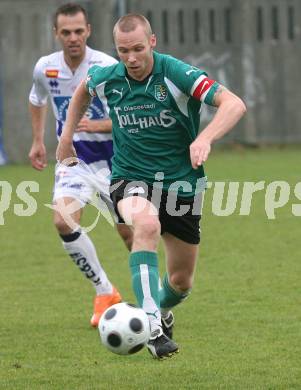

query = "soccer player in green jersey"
57;14;246;359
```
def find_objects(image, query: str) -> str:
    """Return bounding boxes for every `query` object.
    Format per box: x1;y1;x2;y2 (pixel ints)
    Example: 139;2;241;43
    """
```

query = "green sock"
160;273;191;310
129;251;160;323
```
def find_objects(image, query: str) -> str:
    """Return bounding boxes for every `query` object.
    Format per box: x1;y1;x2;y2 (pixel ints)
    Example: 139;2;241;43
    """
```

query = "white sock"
62;232;113;295
142;296;162;334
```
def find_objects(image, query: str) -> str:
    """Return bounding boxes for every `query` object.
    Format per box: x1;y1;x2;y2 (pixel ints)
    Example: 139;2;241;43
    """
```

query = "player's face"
115;25;156;81
55;12;90;60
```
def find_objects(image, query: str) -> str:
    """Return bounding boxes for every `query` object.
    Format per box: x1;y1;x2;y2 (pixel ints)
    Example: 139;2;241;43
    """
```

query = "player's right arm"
28;103;48;170
56;80;91;163
28;59;49;170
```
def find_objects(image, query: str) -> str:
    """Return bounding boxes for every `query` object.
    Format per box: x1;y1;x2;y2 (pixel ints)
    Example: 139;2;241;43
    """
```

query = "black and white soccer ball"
98;302;151;355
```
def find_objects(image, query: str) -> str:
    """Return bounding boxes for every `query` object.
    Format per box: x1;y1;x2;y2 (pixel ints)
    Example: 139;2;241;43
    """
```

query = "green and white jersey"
86;51;219;197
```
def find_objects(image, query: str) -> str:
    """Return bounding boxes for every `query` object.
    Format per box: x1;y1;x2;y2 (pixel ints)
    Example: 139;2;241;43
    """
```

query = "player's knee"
169;272;193;293
53;213;73;235
133;215;160;241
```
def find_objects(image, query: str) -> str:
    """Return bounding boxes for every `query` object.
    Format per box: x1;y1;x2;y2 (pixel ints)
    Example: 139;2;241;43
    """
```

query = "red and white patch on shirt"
45;69;59;78
191;75;215;102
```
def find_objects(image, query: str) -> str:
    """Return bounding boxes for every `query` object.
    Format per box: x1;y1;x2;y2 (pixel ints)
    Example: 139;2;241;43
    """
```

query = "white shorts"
53;161;118;223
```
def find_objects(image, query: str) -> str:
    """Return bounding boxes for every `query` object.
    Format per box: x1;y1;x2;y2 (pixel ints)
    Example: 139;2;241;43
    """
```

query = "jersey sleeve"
29;59;49;106
86;65;102;97
164;55;220;106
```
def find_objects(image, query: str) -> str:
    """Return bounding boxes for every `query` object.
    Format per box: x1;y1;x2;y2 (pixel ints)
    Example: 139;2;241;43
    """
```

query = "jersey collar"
60;45;92;74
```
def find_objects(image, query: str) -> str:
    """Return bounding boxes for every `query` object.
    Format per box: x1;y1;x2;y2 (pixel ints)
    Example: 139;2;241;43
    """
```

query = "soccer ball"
98;302;151;355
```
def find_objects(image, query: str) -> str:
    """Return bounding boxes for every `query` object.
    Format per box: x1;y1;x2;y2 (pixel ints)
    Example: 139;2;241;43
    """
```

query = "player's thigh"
110;179;159;226
162;232;199;279
118;196;159;227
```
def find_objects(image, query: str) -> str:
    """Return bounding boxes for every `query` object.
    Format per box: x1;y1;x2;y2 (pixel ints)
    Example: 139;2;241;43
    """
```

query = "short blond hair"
113;14;152;39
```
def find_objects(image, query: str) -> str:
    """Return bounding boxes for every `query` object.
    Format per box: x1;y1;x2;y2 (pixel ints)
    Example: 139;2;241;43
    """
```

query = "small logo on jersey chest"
45;69;59;78
49;80;59;88
49;80;60;94
112;88;123;98
154;84;168;102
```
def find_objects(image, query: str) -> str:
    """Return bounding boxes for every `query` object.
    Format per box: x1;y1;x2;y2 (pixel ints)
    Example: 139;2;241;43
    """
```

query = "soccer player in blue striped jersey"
29;3;132;328
57;14;246;358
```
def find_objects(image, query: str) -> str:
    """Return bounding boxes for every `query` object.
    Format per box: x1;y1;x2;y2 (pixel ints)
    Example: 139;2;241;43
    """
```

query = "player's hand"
56;137;77;165
189;135;211;169
28;142;47;170
75;117;98;133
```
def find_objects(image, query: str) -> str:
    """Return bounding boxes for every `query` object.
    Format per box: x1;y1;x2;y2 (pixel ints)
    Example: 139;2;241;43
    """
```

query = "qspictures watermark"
206;180;301;219
0;179;300;228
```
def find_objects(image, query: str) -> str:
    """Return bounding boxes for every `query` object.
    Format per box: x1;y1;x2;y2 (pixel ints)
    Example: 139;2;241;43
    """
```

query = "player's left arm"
75;117;112;133
190;85;247;169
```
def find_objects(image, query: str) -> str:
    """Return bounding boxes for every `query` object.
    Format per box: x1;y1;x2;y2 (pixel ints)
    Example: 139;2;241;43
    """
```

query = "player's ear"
53;27;58;39
86;23;91;38
150;34;156;49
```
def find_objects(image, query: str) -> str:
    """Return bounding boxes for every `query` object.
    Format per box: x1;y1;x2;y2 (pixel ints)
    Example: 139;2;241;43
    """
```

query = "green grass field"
1;147;301;389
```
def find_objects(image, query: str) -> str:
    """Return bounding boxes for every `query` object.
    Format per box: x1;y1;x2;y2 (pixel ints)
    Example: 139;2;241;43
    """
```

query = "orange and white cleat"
90;287;122;327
